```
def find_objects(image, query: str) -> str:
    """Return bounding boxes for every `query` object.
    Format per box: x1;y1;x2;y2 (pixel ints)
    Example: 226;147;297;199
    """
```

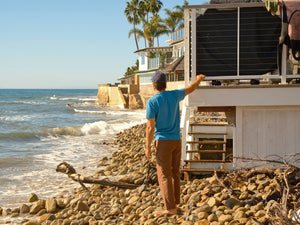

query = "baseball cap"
152;72;166;82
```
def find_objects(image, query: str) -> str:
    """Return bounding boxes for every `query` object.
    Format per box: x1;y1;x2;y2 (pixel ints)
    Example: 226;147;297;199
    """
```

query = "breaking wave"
0;131;39;140
73;109;145;116
73;109;106;114
50;96;96;102
2;101;47;105
0;115;34;121
0;119;145;140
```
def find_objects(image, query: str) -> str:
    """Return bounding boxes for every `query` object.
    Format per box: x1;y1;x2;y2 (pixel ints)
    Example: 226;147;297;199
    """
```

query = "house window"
166;74;169;81
180;47;184;57
141;53;145;65
171;73;175;81
178;73;184;81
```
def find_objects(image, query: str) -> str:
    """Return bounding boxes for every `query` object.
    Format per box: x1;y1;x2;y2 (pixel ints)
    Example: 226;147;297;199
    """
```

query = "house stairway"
181;107;235;178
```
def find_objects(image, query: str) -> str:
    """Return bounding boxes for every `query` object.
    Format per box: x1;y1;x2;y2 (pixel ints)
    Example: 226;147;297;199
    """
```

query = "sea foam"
73;109;106;114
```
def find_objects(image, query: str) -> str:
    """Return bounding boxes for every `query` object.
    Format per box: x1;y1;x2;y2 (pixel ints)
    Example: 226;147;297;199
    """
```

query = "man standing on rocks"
146;71;206;215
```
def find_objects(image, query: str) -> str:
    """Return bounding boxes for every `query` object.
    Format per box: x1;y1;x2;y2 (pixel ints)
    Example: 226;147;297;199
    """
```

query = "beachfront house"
164;28;185;83
181;1;300;177
135;29;187;104
135;46;172;99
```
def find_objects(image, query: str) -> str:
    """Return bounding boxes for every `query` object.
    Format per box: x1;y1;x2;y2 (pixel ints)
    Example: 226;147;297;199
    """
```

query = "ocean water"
0;89;145;209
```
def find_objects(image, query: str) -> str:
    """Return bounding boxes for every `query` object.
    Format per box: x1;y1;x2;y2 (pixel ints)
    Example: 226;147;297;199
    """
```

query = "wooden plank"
187;140;226;144
184;159;229;163
186;150;226;153
190;122;229;126
196;106;236;112
182;168;225;172
188;132;227;135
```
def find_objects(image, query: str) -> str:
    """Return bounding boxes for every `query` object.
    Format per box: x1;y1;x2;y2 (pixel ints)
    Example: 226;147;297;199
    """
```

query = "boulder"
28;193;38;203
30;200;45;214
46;198;57;213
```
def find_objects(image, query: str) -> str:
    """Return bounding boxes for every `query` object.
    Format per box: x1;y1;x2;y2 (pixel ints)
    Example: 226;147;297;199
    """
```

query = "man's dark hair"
153;78;166;91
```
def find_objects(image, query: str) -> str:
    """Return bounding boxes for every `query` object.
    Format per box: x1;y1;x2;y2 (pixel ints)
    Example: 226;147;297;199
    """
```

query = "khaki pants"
155;140;181;210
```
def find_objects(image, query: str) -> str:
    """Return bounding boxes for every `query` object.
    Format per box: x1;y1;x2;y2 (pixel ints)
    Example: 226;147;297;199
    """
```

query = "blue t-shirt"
146;89;186;140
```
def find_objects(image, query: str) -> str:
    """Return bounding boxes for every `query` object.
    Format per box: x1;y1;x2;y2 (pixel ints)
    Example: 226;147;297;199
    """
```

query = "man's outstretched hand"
196;74;206;82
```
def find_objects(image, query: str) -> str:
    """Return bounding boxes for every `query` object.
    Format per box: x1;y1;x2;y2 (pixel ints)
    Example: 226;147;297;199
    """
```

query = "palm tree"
128;28;144;47
136;0;163;47
144;0;163;45
124;0;142;50
136;1;148;47
134;19;154;48
151;15;168;47
164;9;183;33
132;15;166;48
125;59;139;76
174;1;189;9
170;0;189;30
174;0;207;17
158;50;167;67
138;1;147;22
147;0;163;16
147;15;168;47
141;0;163;22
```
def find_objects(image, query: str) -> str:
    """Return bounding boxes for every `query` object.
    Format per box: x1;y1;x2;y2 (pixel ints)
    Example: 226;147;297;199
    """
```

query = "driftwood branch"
252;218;264;225
56;162;139;190
234;154;300;170
282;170;290;216
234;156;300;224
214;170;233;195
246;168;276;179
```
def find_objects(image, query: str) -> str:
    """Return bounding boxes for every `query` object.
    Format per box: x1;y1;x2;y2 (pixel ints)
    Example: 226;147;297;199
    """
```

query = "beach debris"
56;162;139;190
22;221;38;225
293;209;300;223
144;160;158;185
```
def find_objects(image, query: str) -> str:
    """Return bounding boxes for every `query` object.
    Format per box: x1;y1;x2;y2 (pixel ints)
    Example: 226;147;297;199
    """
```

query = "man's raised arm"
184;74;206;96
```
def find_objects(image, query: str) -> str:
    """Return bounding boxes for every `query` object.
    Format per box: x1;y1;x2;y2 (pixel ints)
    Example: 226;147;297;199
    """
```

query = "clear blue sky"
0;0;207;89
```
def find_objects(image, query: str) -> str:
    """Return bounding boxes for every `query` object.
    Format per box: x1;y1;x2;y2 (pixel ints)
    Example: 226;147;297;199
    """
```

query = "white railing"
148;57;160;69
171;29;184;42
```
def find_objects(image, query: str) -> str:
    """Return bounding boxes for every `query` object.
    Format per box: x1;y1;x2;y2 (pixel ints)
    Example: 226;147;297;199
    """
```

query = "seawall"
96;84;143;109
96;81;185;109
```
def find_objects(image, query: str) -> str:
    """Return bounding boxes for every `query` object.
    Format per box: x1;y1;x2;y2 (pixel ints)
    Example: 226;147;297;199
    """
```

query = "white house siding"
173;43;185;59
139;53;148;71
139;74;152;85
235;106;300;168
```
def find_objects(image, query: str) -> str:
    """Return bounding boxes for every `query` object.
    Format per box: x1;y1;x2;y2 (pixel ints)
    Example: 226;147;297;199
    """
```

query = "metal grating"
196;6;281;77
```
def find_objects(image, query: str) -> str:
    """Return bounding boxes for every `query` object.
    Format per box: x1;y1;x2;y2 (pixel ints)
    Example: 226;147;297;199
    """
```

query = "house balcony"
148;56;173;70
171;29;184;42
149;57;160;69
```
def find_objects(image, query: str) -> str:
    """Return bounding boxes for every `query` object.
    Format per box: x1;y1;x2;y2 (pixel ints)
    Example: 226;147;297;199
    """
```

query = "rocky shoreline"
1;123;299;225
